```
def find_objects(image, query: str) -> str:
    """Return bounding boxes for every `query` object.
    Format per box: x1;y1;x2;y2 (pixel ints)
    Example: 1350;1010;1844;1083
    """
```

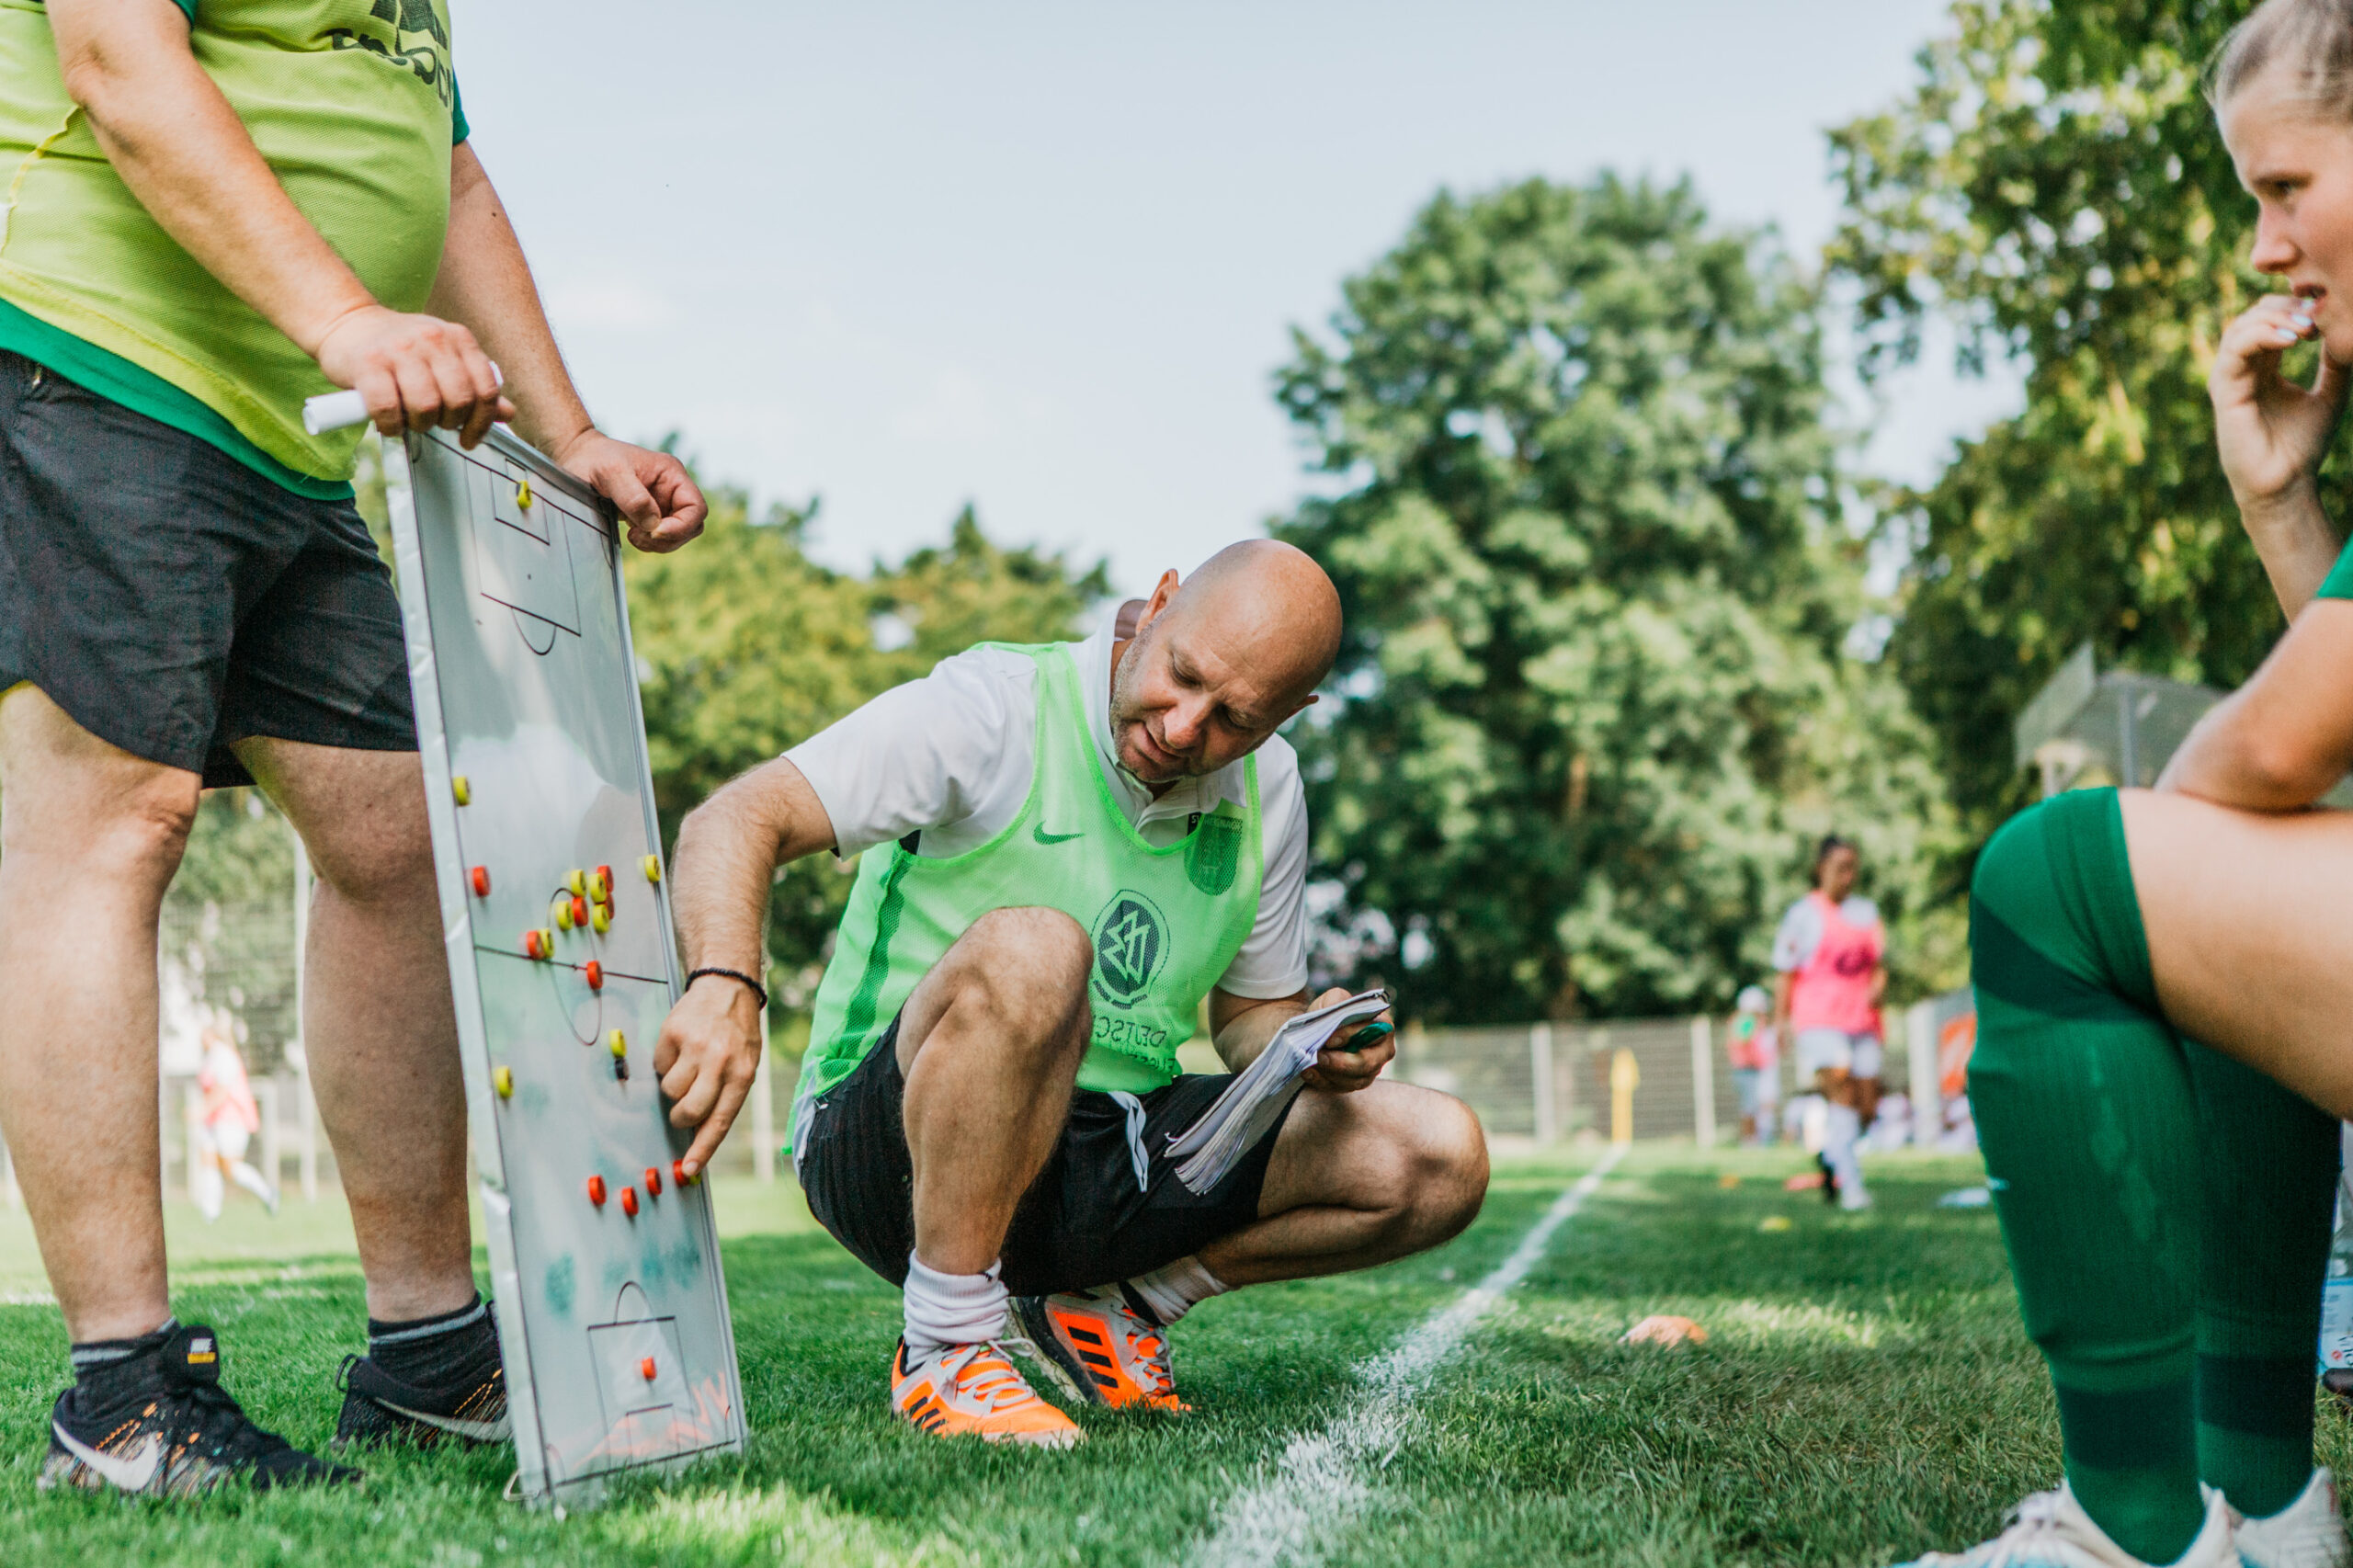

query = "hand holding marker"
302;361;505;435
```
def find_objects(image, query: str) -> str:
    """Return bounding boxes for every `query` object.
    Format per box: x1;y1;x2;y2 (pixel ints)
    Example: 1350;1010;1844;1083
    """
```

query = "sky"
456;1;2021;593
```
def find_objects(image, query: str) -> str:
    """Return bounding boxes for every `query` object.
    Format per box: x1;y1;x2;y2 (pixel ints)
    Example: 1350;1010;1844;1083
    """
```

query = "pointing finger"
680;1075;751;1179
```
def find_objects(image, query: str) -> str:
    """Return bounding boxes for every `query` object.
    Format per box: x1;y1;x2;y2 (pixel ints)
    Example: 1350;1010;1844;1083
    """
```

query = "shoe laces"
938;1343;1046;1414
1098;1294;1175;1398
161;1379;292;1466
1938;1490;2075;1568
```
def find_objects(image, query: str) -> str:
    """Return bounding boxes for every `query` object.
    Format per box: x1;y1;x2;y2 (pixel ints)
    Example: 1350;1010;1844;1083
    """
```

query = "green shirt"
797;642;1267;1128
0;0;468;498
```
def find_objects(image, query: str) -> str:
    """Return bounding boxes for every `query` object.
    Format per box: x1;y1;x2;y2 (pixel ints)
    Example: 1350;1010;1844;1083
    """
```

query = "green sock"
1971;790;2204;1565
2187;1042;2336;1521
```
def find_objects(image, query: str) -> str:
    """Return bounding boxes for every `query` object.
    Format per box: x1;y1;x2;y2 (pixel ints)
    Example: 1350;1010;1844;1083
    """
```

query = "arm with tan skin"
2154;599;2353;810
50;0;508;437
1209;986;1394;1094
654;759;840;1176
429;144;703;551
48;0;704;549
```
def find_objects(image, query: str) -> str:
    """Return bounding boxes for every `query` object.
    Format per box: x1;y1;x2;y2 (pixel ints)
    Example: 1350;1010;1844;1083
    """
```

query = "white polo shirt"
785;626;1311;1000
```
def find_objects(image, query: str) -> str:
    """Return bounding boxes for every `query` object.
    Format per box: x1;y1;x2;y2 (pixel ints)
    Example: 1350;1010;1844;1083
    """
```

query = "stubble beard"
1108;628;1187;786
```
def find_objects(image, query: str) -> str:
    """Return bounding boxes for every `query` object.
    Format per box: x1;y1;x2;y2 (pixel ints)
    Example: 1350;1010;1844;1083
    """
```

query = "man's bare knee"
904;907;1092;1071
1410;1092;1489;1244
953;907;1092;1017
17;768;200;889
290;763;436;908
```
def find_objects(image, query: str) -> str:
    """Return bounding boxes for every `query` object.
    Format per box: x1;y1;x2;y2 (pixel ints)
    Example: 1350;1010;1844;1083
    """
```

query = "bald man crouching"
653;541;1489;1446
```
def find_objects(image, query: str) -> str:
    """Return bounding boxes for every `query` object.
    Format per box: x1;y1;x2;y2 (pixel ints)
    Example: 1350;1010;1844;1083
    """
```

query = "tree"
1827;0;2304;835
625;491;1105;1010
1276;176;1958;1024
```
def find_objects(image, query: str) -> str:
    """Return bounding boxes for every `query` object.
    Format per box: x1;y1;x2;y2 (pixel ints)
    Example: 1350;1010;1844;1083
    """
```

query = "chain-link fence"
1392;994;1974;1146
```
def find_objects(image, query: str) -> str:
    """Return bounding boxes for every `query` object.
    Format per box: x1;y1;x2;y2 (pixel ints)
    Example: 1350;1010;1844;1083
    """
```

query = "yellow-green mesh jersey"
0;0;466;497
797;642;1266;1124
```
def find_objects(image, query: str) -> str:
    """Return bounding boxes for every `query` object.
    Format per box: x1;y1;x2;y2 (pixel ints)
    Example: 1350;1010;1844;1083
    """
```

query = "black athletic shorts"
0;351;415;789
796;1015;1297;1296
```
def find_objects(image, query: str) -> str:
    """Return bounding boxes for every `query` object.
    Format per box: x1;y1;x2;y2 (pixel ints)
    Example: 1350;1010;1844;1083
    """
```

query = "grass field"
4;1146;2344;1566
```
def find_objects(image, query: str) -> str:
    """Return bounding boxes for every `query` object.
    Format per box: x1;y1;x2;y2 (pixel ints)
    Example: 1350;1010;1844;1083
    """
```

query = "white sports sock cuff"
902;1255;1008;1353
1127;1256;1229;1326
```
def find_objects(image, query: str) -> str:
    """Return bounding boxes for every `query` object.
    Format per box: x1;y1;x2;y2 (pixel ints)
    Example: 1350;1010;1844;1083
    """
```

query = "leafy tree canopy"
1827;0;2313;835
1276;176;1959;1023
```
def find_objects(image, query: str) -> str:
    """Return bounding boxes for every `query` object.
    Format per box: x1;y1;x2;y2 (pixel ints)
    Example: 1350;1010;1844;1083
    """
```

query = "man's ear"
1131;569;1181;636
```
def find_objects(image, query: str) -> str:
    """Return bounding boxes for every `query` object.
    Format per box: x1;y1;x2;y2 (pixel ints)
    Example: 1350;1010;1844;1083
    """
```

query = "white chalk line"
1186;1142;1630;1568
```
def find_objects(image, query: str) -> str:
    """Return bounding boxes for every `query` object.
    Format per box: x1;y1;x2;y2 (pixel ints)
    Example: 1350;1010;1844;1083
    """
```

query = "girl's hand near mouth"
2210;286;2352;617
2211;286;2348;515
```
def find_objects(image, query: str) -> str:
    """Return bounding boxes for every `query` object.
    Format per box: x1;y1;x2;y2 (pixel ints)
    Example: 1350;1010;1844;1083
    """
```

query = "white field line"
1187;1142;1629;1568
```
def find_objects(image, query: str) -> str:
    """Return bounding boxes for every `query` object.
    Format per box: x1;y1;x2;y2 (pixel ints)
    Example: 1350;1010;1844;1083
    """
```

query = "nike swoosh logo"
378;1400;511;1443
1034;825;1082;845
53;1424;164;1492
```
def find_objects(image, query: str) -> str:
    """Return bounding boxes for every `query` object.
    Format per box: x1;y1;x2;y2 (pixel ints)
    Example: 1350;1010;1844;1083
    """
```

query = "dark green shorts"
0;350;414;788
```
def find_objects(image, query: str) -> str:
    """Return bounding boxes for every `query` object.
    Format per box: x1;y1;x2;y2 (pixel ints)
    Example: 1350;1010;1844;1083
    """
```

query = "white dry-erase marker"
302;360;504;435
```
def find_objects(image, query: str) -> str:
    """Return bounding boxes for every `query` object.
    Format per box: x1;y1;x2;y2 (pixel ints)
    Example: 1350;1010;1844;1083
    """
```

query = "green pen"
1336;1018;1394;1052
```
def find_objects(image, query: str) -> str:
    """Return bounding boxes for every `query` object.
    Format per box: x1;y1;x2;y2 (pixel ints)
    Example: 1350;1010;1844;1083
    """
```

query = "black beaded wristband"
687;966;768;1012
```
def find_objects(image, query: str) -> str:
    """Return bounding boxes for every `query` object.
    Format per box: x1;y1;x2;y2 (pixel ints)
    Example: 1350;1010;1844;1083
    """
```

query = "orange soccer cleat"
890;1341;1083;1448
1015;1286;1188;1412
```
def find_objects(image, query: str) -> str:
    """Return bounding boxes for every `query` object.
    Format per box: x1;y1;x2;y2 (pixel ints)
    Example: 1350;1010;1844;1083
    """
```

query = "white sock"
1825;1104;1866;1193
1125;1256;1228;1326
902;1255;1008;1356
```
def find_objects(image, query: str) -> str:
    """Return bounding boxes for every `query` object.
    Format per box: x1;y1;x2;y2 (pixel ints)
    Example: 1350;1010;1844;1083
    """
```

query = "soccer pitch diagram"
383;427;748;1504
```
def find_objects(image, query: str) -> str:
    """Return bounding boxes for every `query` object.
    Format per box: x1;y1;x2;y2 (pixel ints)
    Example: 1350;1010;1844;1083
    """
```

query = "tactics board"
384;426;747;1505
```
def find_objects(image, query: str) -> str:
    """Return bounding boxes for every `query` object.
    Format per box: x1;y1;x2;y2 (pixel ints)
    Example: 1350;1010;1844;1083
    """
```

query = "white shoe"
1887;1481;2237;1567
2235;1470;2349;1568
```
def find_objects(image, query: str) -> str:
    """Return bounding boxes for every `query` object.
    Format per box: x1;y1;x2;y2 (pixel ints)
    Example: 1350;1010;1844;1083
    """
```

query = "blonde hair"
2211;0;2353;119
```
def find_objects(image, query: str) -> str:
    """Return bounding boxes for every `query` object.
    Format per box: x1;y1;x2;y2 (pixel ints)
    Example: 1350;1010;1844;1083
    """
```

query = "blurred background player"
1770;835;1886;1211
0;0;705;1496
1726;984;1780;1147
1891;4;2353;1564
193;1019;276;1221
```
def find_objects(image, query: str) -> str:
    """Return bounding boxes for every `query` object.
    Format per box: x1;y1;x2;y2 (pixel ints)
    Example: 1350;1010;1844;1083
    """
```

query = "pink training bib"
1789;892;1882;1035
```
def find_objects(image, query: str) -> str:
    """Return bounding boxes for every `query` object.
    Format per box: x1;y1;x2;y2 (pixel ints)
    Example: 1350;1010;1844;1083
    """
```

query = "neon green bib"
799;642;1264;1117
0;0;460;487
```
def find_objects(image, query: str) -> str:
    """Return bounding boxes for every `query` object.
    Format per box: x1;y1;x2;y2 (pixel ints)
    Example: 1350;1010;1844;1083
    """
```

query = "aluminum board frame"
385;426;747;1506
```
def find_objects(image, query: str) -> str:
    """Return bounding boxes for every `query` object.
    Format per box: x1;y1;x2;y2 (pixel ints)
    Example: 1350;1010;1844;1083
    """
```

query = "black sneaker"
335;1350;509;1449
40;1323;358;1496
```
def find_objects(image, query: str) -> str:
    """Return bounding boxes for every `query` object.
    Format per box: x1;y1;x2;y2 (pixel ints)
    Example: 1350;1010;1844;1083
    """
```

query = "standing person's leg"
0;359;361;1490
239;738;507;1449
0;686;193;1340
237;739;475;1322
1799;1037;1870;1207
212;491;506;1448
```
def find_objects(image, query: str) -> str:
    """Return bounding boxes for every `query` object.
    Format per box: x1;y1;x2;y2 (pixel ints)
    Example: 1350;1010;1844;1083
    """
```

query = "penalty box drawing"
385;426;747;1503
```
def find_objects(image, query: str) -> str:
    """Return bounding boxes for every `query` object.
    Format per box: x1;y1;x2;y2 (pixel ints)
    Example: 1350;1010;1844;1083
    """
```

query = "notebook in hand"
1165;988;1392;1194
